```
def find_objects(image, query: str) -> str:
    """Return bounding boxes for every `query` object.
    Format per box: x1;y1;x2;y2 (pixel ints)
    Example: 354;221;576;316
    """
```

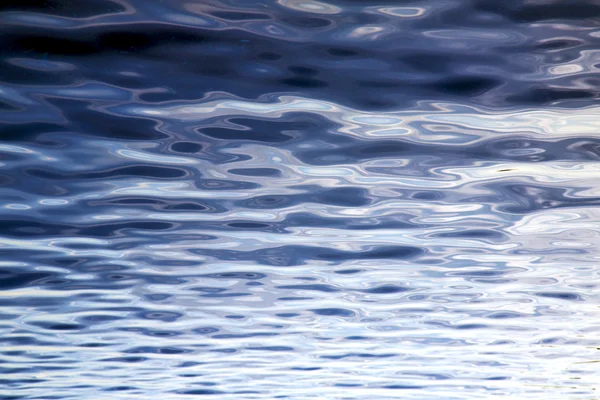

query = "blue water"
1;1;599;398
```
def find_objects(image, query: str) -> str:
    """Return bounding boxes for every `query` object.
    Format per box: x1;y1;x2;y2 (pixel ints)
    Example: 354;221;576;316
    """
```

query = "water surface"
1;0;599;398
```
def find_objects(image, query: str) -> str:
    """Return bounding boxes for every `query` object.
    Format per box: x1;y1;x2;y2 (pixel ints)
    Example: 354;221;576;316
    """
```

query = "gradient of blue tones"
1;0;599;399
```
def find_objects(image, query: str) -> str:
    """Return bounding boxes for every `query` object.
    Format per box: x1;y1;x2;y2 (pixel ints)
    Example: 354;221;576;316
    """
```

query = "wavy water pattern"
1;0;600;399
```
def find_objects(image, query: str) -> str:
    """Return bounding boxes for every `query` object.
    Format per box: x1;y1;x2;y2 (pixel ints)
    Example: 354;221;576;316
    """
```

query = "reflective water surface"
1;0;599;398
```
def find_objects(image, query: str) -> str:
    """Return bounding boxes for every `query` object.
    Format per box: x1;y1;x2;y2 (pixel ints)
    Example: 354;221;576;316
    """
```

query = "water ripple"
1;0;600;399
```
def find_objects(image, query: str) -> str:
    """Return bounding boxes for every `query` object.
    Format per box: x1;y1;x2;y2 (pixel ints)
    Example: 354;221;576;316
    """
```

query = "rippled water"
1;0;600;398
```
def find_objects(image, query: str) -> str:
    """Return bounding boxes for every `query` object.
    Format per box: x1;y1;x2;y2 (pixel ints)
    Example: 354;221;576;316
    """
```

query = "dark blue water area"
1;0;599;398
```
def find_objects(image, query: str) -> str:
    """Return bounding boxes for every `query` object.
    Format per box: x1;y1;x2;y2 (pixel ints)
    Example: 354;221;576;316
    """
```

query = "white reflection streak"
127;95;600;143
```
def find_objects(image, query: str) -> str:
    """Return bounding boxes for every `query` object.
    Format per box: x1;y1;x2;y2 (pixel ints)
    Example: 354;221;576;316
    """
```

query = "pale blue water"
1;0;599;399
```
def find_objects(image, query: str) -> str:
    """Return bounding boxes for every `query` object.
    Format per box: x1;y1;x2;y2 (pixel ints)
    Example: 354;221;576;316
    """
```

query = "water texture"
1;0;599;398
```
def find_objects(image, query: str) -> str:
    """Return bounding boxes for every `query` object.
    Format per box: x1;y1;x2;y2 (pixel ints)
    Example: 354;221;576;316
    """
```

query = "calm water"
1;1;600;399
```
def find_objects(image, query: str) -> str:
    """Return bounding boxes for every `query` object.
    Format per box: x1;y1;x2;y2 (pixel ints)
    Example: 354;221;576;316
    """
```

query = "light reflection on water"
1;0;600;398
